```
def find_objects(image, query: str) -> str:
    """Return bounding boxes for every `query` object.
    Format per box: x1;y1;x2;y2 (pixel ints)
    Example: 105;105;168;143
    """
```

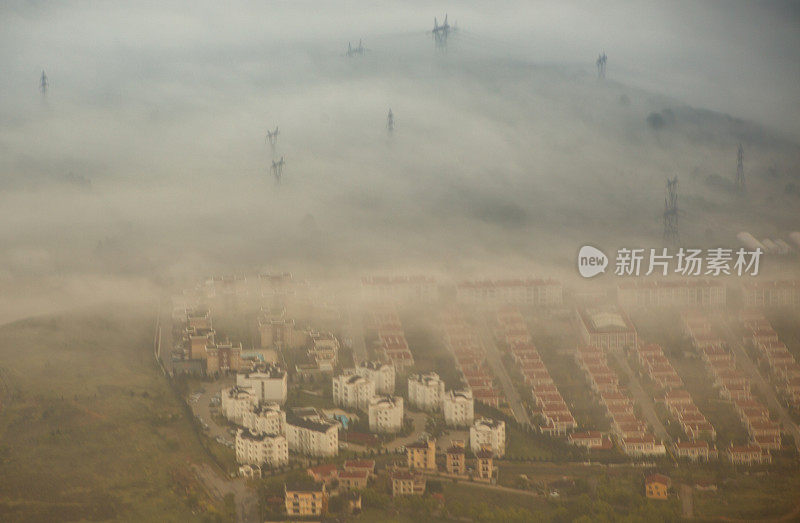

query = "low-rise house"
391;470;426;497
406;438;437;471
337;470;369;490
675;440;710;461
727;444;772;465
475;449;494;481
446;444;467;476
285;482;327;517
568;431;611;450
645;474;671;500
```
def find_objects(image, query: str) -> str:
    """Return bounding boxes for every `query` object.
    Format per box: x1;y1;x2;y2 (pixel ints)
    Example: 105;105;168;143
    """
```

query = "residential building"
361;275;438;304
332;372;375;411
368;395;403;433
408;372;445;411
645;474;671;500
286;410;339;457
568;431;612;450
455;279;563;306
406;439;436;471
241;402;285;436
618;280;726;310
236;362;288;404
727;444;772;465
475;449;494;480
221;386;257;424
235;429;288;468
577;308;638;353
284;483;327;517
337;470;369;490
446;442;467;476
257;306;307;349
675;441;710;462
391;470;426;497
356;360;396;394
470;418;506;457
442;389;475;427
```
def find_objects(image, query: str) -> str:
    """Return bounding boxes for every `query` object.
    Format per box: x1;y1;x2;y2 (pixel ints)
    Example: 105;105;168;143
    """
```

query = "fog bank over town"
1;1;799;322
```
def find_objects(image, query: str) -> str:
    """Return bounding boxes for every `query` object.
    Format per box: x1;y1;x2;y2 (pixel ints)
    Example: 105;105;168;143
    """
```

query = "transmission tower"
40;70;48;95
271;156;285;184
432;14;451;50
736;143;745;192
266;126;279;153
596;52;607;79
387;109;394;134
347;40;365;57
663;176;678;243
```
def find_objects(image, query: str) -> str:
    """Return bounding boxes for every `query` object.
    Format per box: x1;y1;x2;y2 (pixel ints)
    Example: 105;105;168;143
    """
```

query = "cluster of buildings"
618;280;726;310
634;343;683;390
257;306;307;351
575;345;665;456
404;433;502;484
740;310;800;407
682;313;780;459
220;363;346;473
332;361;404;433
307;460;376;494
742;280;800;308
662;389;714;461
682;313;752;402
407;372;475;427
455;279;563;307
496;306;576;435
366;306;415;370
173;307;245;375
361;275;438;304
296;331;340;376
439;308;502;407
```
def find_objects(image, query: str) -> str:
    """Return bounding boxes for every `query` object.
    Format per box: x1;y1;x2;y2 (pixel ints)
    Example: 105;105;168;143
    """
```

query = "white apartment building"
356;360;396;394
221;386;258;424
286;412;339;457
241;402;286;436
470;418;506;457
236;363;288;404
443;389;474;427
368;395;404;433
408;372;445;411
235;429;289;468
332;372;375;411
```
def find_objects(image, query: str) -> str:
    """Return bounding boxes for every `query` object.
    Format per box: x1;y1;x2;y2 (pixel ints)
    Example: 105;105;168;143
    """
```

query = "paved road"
611;353;672;444
191;377;235;444
679;484;694;519
721;322;800;452
477;316;532;427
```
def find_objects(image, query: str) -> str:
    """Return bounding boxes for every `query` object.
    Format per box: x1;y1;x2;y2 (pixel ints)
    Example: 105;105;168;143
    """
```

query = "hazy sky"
0;1;798;322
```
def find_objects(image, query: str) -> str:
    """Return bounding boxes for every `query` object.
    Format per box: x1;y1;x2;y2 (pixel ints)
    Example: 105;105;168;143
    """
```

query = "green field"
0;308;229;522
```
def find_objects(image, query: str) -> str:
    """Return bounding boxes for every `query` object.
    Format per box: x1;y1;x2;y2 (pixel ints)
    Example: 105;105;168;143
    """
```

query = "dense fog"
1;1;799;322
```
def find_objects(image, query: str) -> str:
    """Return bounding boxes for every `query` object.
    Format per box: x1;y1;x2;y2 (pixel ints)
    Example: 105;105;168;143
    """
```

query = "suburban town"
159;274;800;520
